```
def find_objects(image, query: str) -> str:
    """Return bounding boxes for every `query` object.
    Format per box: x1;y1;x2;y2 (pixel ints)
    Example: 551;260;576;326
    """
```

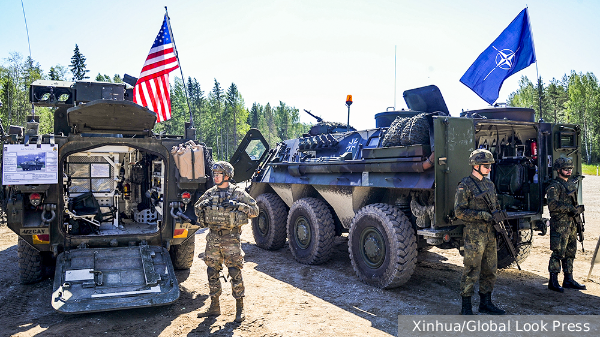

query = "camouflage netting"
381;113;431;147
309;121;355;136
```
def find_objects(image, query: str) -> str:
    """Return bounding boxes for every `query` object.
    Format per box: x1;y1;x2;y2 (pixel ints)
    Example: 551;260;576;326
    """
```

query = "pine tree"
225;83;239;157
69;44;90;80
212;79;224;158
95;73;111;82
249;103;260;129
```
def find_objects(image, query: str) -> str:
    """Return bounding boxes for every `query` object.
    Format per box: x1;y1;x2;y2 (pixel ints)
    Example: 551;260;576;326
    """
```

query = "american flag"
133;15;180;122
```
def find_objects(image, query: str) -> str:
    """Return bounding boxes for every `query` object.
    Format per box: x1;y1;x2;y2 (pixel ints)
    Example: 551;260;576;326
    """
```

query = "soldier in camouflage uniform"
454;149;505;315
546;157;586;292
194;161;259;322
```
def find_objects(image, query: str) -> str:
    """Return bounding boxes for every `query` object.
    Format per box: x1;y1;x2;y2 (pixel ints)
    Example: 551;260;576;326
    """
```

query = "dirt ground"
2;177;600;337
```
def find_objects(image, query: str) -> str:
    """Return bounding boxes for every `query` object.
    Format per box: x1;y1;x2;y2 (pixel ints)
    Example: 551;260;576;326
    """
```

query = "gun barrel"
304;109;323;123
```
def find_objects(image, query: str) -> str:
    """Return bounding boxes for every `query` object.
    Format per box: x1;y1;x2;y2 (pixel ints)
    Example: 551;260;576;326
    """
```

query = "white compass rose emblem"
345;138;359;153
483;46;520;81
495;48;516;70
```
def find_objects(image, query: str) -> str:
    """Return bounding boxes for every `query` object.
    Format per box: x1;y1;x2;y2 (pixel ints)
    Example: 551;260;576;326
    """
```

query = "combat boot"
199;296;220;317
548;272;564;293
235;298;245;322
460;296;473;315
563;273;587;290
478;292;505;315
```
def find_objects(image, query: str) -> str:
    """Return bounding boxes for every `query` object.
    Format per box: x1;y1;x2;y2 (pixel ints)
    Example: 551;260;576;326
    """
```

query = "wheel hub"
295;216;311;249
257;211;269;236
360;227;385;268
364;237;380;258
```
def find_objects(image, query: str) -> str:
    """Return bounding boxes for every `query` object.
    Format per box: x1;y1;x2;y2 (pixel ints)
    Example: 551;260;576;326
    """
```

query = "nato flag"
460;8;536;105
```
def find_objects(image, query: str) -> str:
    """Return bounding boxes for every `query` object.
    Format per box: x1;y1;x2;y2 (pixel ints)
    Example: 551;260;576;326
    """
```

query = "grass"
582;163;600;176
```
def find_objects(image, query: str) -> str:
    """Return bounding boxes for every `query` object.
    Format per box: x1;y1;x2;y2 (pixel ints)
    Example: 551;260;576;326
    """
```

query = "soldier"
454;149;505;315
546;157;587;292
194;161;259;322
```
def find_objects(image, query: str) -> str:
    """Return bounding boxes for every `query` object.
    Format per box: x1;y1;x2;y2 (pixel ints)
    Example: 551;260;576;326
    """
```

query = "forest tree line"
507;72;600;163
2;47;599;162
0;48;309;161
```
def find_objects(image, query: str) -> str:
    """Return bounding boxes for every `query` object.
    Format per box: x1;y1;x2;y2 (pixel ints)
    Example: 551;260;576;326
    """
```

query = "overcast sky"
2;0;599;128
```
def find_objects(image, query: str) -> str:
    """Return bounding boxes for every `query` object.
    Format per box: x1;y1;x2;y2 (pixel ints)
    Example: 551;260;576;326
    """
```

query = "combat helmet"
212;161;234;178
553;157;574;171
469;149;495;166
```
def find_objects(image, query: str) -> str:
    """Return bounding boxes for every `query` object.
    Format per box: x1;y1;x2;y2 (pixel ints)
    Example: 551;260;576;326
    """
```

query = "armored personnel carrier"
20;157;44;171
1;80;210;312
231;85;582;289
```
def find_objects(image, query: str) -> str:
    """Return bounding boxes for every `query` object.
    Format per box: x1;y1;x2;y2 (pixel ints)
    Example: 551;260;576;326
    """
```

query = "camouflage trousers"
460;222;497;297
548;220;577;274
204;230;245;298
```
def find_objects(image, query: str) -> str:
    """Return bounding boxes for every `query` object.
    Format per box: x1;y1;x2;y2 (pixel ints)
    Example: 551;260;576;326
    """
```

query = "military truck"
230;85;582;289
0;80;210;313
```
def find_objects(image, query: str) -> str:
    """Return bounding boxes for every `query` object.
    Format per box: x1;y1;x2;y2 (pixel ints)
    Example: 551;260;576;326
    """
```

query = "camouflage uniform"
546;178;578;274
194;184;259;299
546;157;586;292
454;174;499;297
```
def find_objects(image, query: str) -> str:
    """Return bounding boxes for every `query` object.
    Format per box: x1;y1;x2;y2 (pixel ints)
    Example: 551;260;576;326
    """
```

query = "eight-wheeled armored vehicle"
231;85;583;289
20;157;45;171
1;80;210;313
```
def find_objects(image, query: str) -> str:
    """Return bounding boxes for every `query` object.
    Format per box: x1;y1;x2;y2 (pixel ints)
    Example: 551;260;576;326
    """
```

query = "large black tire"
287;198;335;265
252;193;288;250
18;238;43;284
170;234;196;270
348;203;417;289
497;227;533;269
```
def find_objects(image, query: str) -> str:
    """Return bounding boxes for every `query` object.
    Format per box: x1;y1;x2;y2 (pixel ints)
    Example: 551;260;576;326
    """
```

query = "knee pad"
207;267;220;281
228;267;242;281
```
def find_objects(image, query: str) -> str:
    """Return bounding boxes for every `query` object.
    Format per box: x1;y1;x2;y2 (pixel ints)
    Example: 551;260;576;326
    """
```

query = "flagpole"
526;7;543;121
164;7;195;131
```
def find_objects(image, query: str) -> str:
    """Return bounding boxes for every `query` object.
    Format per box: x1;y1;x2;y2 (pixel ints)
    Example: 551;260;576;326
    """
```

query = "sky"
2;0;599;129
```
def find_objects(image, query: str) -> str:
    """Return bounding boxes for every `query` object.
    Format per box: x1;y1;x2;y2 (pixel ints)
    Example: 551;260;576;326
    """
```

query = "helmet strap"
473;165;488;179
216;175;230;187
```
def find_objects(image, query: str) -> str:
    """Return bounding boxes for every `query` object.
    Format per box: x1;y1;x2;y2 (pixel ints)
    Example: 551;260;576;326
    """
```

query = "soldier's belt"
209;227;240;236
550;212;570;217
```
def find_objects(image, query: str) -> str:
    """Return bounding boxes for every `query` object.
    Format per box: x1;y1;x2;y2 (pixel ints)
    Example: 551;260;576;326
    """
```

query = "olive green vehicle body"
1;80;210;313
231;85;583;289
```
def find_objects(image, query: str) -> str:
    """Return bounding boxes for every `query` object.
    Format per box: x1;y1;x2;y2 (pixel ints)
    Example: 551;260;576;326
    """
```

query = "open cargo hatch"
230;128;270;182
68;100;157;134
51;245;179;313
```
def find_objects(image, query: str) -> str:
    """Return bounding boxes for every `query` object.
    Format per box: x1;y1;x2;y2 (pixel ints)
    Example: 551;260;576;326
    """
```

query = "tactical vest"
203;188;248;230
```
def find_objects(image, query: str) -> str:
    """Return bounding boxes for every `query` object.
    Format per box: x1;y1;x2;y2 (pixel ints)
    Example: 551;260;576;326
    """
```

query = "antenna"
21;0;32;59
21;0;35;121
394;45;397;111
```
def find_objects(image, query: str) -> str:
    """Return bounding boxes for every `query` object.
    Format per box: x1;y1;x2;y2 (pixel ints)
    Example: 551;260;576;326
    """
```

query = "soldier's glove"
196;199;211;209
491;210;507;223
536;219;548;236
228;200;249;213
576;205;585;215
481;211;494;222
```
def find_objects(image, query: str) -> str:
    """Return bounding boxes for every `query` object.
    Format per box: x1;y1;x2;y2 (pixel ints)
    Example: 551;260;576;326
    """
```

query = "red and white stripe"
133;73;172;122
133;43;179;122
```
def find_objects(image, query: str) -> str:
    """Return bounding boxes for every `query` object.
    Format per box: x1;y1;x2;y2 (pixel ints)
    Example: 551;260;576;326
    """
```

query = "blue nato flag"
460;8;536;105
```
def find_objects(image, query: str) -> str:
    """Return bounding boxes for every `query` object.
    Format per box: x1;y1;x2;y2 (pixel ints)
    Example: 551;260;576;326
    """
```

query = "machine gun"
475;190;521;270
567;190;585;252
304;109;323;123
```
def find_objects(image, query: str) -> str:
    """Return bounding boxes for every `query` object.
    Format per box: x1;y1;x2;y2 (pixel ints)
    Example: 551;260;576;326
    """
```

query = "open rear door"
230;128;269;182
52;245;179;313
